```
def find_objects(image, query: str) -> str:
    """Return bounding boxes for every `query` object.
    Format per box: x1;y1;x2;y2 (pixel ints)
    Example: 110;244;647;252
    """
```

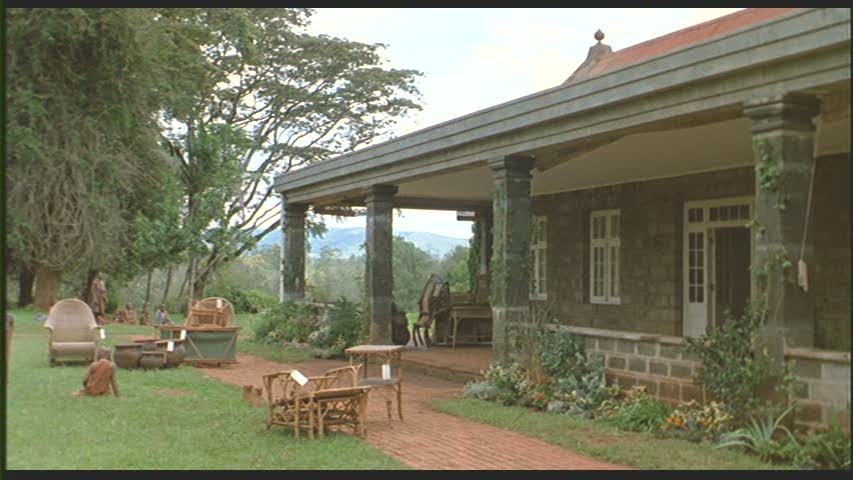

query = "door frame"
682;196;753;337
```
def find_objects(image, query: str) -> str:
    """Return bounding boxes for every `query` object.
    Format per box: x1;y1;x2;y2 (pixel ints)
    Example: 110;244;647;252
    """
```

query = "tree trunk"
192;267;210;301
177;264;189;299
161;266;173;306
192;279;205;301
17;263;35;307
187;256;196;311
34;266;61;311
143;270;153;311
79;269;98;306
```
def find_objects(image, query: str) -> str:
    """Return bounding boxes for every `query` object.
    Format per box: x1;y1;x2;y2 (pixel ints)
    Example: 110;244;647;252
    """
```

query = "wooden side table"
345;345;405;423
450;303;493;348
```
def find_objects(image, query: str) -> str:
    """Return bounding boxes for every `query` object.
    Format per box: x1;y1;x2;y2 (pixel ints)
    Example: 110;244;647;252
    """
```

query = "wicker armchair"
43;299;103;365
262;365;368;439
185;297;235;327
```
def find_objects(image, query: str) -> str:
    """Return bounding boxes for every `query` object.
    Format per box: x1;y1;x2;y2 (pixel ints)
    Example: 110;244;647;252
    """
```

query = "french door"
682;197;753;337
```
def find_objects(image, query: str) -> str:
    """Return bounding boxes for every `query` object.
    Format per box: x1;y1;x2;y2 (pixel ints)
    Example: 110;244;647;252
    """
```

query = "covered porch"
274;8;850;426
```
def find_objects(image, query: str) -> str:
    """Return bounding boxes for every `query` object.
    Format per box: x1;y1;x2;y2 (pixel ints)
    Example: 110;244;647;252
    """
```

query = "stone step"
399;357;484;384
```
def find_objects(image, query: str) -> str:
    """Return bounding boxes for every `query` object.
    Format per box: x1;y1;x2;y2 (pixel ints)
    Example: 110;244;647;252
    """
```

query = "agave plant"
716;406;797;461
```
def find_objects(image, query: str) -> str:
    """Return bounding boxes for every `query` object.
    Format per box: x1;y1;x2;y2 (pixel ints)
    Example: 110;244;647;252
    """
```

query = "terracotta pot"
139;340;158;352
113;344;142;369
139;351;166;369
162;343;186;368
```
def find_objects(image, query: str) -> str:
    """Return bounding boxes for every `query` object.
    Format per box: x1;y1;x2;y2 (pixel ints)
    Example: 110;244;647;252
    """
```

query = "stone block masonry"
562;325;704;404
559;325;851;430
785;348;851;431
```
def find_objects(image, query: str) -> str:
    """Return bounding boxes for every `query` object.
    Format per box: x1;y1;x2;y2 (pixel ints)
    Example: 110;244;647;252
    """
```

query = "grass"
6;308;409;470
434;398;794;470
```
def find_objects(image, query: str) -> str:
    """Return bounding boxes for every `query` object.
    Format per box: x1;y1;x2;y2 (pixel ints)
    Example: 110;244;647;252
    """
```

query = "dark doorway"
713;227;750;326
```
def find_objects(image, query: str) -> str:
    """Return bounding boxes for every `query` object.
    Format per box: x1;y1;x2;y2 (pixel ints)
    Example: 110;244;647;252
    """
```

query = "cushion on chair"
51;342;97;356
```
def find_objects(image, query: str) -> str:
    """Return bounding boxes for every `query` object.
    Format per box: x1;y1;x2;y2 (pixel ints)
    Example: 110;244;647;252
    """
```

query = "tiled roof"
566;8;801;84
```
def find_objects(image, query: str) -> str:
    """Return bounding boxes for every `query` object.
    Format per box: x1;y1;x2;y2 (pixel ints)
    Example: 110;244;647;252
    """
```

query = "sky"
305;8;743;240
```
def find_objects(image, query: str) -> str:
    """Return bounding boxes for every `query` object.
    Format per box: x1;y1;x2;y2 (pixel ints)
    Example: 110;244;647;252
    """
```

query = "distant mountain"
260;227;469;258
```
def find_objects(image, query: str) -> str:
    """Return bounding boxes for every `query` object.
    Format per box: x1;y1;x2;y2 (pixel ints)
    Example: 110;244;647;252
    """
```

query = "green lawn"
434;398;793;470
6;308;408;470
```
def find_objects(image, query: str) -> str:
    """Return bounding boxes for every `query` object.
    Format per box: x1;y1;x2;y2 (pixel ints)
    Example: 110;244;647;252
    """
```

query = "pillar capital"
364;184;398;203
744;93;821;134
488;155;536;176
283;201;309;216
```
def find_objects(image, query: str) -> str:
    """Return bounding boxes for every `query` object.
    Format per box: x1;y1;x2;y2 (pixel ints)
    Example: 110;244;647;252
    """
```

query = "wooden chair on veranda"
411;274;451;348
262;365;369;439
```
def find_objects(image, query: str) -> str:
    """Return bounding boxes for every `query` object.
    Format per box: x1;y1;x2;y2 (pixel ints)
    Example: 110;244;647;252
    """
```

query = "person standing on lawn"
155;304;173;326
73;347;120;397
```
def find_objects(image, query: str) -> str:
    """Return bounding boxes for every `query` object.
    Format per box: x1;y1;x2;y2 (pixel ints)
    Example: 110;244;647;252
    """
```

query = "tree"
440;245;471;293
307;246;365;303
392;236;438;311
159;8;422;299
5;9;195;309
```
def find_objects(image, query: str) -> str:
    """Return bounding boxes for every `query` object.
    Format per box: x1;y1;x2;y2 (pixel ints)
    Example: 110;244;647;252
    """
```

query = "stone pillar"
280;198;308;302
489;155;535;362
744;93;820;364
365;185;398;344
479;211;493;276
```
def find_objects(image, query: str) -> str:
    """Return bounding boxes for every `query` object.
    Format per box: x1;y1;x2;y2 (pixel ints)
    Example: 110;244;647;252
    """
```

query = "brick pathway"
201;353;628;470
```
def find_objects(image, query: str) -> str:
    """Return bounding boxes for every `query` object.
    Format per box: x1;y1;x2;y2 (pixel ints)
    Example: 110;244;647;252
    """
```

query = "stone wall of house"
533;167;754;337
563;325;851;430
788;348;851;430
564;326;704;404
533;157;850;349
810;153;851;350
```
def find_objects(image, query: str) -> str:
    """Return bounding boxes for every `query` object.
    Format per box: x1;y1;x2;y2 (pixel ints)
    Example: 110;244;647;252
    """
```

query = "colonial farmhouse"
274;8;851;429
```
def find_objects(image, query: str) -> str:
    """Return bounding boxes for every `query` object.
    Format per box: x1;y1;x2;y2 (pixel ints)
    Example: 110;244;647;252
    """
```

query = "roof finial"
594;29;605;43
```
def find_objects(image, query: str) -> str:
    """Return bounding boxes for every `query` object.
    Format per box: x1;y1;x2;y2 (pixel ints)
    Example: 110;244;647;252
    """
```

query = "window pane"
689;208;704;223
609;245;618;299
610;214;620;238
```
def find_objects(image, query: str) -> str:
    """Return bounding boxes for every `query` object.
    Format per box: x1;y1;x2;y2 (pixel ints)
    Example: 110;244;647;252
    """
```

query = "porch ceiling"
389;114;850;203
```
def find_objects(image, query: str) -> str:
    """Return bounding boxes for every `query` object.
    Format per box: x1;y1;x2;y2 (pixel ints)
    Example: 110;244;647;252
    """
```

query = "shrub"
481;362;529;406
684;302;794;424
464;381;503;402
534;329;617;414
663;400;735;442
307;298;363;357
717;406;797;462
598;386;672;432
253;301;322;344
780;423;852;470
206;284;277;313
806;423;852;470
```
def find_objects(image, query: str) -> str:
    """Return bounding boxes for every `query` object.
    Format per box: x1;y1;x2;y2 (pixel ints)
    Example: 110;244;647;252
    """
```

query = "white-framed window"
530;216;547;300
590;209;620;304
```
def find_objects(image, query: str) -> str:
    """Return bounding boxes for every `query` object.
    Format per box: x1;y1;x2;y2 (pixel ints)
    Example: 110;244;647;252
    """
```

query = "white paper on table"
167;341;174;352
290;370;309;386
179;330;187;340
99;329;106;339
381;363;391;380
